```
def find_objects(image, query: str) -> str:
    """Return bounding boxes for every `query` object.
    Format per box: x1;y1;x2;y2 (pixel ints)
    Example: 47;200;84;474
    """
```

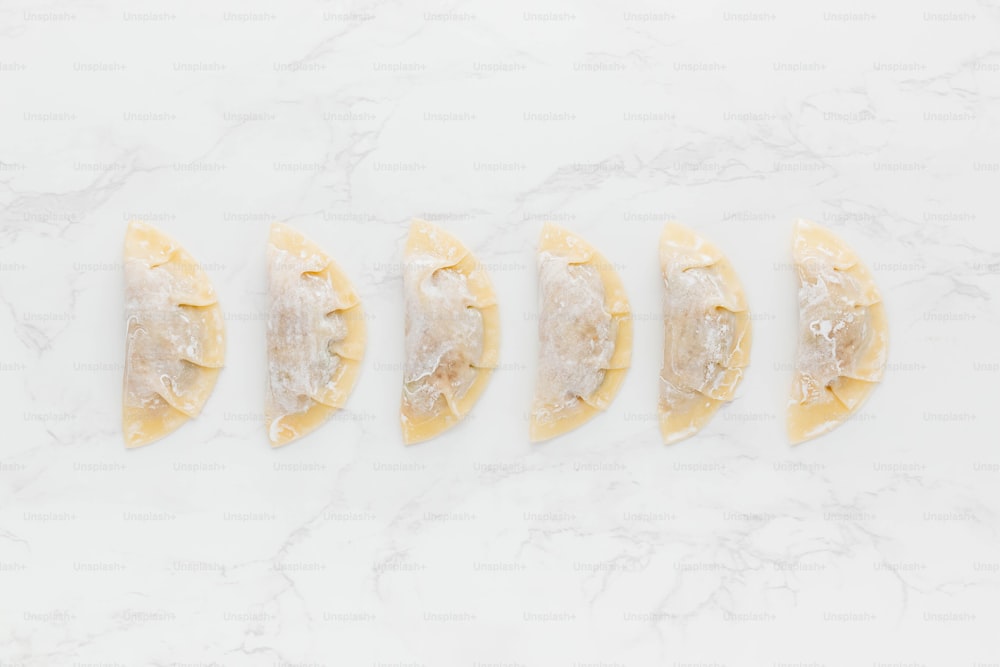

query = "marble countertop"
1;0;998;664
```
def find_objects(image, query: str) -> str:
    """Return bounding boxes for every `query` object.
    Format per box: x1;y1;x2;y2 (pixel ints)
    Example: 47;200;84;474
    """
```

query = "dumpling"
659;223;752;444
789;219;888;444
400;220;499;444
530;223;631;442
266;223;366;446
122;221;225;447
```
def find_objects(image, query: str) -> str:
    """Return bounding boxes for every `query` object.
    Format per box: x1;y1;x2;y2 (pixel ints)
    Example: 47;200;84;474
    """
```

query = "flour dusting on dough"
124;258;218;413
660;265;739;402
793;265;869;403
266;247;349;422
787;219;888;444
656;223;751;445
533;252;614;421
122;221;224;447
402;254;483;416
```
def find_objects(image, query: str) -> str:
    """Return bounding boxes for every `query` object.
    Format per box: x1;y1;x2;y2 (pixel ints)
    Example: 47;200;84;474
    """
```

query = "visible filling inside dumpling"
403;256;483;416
534;252;615;419
660;266;739;402
794;261;871;402
123;258;219;412
266;248;349;419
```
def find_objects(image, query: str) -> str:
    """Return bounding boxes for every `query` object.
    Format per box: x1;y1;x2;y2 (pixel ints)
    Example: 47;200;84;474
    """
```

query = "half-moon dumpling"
266;223;366;446
530;223;631;442
122;221;225;447
400;220;499;444
789;219;888;444
659;223;752;444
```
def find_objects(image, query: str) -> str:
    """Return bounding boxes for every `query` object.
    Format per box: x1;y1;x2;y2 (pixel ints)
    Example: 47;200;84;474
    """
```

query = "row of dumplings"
121;218;888;448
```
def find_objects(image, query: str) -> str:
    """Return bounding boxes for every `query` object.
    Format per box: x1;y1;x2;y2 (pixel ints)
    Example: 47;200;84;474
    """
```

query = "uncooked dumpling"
122;221;225;447
789;219;888;444
659;223;752;444
531;223;631;442
266;223;365;446
400;220;499;444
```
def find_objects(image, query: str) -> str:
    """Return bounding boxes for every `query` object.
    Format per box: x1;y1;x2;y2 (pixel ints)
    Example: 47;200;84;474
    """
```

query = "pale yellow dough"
659;223;752;444
122;221;225;447
400;220;499;444
530;224;631;442
265;223;366;446
789;219;888;444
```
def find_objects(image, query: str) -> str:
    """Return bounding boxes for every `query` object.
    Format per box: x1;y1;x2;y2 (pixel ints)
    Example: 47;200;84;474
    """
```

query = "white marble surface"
2;0;999;664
